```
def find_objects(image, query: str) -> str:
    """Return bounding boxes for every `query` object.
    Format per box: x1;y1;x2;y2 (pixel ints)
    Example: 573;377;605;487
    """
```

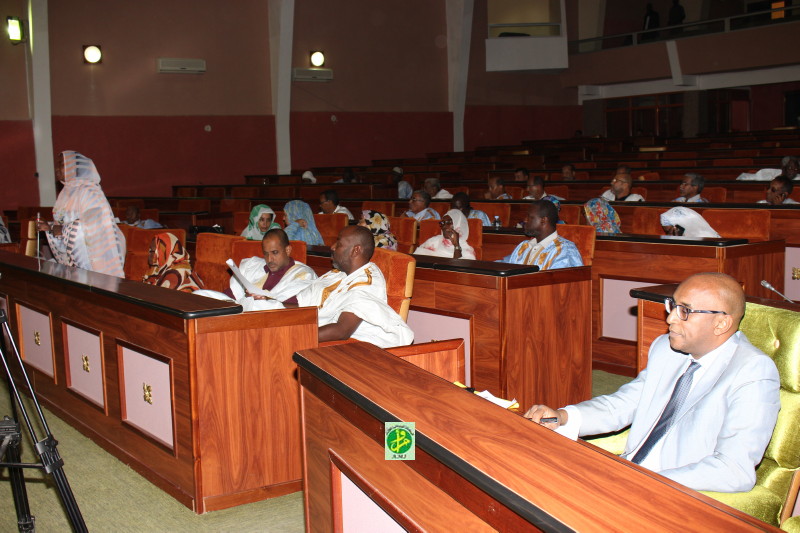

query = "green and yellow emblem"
385;422;415;460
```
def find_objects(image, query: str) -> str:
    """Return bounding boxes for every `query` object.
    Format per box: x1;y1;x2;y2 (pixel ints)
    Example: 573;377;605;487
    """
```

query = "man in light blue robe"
499;200;583;270
450;192;491;226
403;190;441;222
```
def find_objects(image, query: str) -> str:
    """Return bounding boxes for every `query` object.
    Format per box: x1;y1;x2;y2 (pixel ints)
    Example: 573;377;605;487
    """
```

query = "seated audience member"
358;210;398;250
601;166;644;202
285;226;414;348
403;190;441;222
335;167;358;184
414;209;476;260
584;198;622;233
241;204;281;240
283;200;324;246
451;192;491;226
525;272;780;493
660;207;720;238
121;206;162;229
319;189;354;220
523;175;564;201
737;155;799;181
194;228;316;310
514;167;529;182
561;164;576;181
393;166;412;199
143;233;204;292
758;176;798;205
673;173;708;203
0;217;11;243
500;200;583;269
423;177;452;200
301;170;317;183
484;176;512;200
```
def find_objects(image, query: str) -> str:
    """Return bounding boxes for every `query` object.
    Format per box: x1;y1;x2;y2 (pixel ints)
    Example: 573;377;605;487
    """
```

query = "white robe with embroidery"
295;262;414;348
194;257;316;312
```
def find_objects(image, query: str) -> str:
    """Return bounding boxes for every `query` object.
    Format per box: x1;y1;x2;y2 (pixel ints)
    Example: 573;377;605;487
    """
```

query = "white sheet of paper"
225;259;277;299
475;390;518;409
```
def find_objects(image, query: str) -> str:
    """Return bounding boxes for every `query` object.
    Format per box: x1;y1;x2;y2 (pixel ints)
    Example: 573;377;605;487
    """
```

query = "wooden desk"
306;248;592;409
631;283;800;370
295;342;775;532
592;235;784;376
0;251;317;513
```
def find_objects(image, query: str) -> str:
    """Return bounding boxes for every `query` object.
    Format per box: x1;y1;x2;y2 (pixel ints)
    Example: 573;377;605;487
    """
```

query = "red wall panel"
290;112;453;169
464;105;583;150
0;120;39;213
51;115;276;198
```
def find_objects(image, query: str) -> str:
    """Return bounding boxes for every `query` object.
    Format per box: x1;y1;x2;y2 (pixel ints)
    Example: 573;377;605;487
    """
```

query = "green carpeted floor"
0;369;630;531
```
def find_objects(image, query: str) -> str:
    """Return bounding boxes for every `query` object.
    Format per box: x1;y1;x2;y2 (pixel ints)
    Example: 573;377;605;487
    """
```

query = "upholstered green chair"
783;515;800;532
587;301;800;527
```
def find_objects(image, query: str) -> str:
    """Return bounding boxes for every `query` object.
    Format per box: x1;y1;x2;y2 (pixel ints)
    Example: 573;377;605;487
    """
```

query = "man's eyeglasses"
664;297;727;321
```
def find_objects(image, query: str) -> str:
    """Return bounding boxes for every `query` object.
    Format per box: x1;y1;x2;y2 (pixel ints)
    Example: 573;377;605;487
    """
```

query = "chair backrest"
218;199;251;213
193;233;245;291
471;202;511;227
631;186;648;200
505;186;525;200
632;207;668;235
417;219;482;258
734;302;800;526
230;239;307;265
313;213;348;247
428;202;450;217
559;204;581;225
123;228;187;281
636;171;661;181
387;216;417;254
233;211;251;236
702;209;770;241
361;201;395;217
177;198;211;212
702;186;727;203
546;185;569;200
555;224;596;266
370;248;415;321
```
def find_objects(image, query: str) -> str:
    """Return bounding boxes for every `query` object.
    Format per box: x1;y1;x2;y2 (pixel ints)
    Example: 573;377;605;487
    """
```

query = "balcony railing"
568;5;799;54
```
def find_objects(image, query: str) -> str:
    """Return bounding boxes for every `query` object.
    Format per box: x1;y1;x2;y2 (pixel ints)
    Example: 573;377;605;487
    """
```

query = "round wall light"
310;51;325;67
83;45;102;64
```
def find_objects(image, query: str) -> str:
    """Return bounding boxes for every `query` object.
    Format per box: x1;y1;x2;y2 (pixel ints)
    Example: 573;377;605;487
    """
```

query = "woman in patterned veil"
358;210;397;250
143;233;204;292
37;151;126;277
283;200;324;246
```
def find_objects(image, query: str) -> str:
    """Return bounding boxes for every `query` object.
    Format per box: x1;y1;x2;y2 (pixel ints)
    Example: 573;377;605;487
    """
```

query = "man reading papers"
525;273;780;493
285;225;413;348
194;229;316;310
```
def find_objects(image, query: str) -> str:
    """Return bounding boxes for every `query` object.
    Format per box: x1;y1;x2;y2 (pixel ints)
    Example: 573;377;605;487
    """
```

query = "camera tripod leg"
1;418;34;532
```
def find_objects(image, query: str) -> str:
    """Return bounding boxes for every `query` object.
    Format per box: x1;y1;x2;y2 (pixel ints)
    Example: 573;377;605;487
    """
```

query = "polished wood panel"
0;251;316;513
297;342;775;532
387;338;465;384
414;263;592;409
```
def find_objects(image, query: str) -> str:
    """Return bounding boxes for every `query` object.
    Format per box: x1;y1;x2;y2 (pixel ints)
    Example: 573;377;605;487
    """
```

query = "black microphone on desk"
761;280;795;304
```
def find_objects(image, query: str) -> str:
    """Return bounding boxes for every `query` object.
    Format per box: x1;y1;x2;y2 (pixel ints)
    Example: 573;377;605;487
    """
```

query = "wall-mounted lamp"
83;45;102;64
7;16;25;44
310;51;325;67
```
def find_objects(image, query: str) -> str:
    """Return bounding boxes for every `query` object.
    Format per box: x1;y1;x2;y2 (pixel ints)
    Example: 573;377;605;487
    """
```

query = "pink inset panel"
120;347;174;448
784;246;800;300
601;278;647;342
64;324;105;408
407;310;472;386
340;472;405;533
17;305;54;377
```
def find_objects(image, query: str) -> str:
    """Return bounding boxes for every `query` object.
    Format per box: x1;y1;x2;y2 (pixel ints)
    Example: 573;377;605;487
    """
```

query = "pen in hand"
538;417;559;424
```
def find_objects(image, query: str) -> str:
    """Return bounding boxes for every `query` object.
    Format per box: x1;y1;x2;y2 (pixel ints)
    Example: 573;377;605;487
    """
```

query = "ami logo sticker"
385;422;415;460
